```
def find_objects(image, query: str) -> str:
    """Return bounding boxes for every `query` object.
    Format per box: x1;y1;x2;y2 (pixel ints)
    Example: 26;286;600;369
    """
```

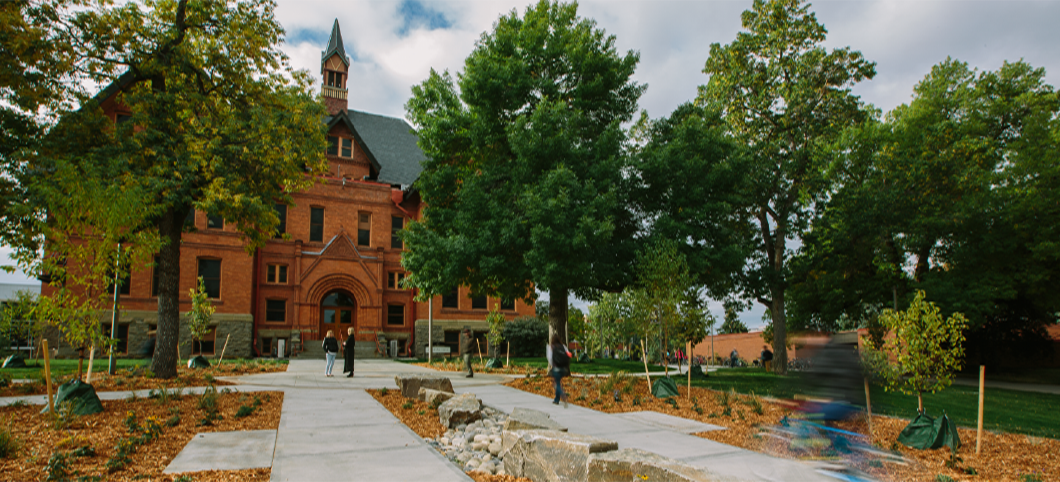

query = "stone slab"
503;429;618;482
588;448;735;482
164;430;276;473
395;373;454;399
613;411;726;434
420;387;456;405
504;406;567;432
439;392;483;428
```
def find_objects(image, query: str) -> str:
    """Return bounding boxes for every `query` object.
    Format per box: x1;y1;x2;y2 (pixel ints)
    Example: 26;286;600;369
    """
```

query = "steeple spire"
321;19;349;66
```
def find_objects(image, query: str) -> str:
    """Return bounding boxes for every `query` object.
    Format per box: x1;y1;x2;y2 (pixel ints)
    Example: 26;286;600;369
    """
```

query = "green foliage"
0;423;19;459
862;291;968;412
401;0;645;341
234;405;256;418
379;387;388;396
719;302;748;334
486;304;507;356
936;475;955;482
699;0;876;373
186;277;215;353
51;400;81;431
502;316;549;357
165;415;180;428
1020;473;1045;482
0;372;11;388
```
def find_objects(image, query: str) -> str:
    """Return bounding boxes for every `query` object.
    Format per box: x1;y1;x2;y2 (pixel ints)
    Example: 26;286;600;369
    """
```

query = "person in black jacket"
342;327;356;378
322;330;339;377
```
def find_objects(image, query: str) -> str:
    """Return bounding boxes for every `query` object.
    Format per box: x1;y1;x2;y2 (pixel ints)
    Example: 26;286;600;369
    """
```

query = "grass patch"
689;368;1060;439
402;356;669;375
1;358;149;379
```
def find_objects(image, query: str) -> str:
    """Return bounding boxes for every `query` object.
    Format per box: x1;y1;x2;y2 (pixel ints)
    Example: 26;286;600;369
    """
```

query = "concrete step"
297;341;385;359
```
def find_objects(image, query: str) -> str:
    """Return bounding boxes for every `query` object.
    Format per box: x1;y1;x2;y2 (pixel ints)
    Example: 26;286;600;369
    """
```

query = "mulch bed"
506;374;1060;482
1;361;287;397
0;388;283;481
368;388;531;482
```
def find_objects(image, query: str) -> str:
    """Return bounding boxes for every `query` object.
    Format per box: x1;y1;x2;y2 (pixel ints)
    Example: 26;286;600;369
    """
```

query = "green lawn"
688;368;1060;439
398;356;667;375
0;357;287;380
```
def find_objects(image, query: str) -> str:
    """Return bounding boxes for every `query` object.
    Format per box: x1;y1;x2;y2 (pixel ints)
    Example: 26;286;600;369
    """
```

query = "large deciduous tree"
699;0;876;373
402;0;644;342
10;0;327;378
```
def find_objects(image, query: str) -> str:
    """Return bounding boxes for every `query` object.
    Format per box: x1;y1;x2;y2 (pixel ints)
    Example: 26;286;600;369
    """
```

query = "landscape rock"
504;407;568;432
395;373;454;399
502;429;618;482
419;387;456;405
587;448;728;482
438;393;483;428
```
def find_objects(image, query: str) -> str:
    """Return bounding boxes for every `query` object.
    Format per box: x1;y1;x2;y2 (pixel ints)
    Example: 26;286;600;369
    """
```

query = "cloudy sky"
5;0;1059;328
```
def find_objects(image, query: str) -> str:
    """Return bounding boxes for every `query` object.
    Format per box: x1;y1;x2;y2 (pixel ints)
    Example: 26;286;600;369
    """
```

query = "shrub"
0;424;19;458
502;316;548;357
235;405;256;418
0;372;11;388
401;400;414;410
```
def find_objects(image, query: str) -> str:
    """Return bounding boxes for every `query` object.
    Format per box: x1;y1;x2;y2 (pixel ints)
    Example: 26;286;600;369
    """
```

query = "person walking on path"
460;326;474;378
322;330;339;377
547;334;571;407
342;327;356;378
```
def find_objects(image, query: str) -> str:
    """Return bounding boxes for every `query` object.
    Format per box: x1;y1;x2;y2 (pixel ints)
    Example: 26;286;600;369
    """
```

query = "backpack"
552;345;571;369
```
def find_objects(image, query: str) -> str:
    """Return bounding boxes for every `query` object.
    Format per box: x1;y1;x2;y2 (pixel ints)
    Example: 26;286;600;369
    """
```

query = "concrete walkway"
2;359;841;481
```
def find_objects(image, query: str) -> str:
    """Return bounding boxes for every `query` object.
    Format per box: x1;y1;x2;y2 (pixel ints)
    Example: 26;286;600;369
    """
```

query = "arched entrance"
320;290;356;339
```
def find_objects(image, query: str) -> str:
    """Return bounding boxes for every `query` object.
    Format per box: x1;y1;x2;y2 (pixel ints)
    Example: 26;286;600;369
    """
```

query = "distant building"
42;20;533;359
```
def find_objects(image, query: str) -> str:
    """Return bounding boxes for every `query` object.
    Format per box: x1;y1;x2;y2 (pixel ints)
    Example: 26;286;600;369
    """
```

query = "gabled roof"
321;19;350;67
325;109;425;187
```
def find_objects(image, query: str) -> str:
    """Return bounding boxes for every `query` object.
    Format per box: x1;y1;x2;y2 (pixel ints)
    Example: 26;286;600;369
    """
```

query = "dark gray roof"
321;19;350;67
326;110;425;187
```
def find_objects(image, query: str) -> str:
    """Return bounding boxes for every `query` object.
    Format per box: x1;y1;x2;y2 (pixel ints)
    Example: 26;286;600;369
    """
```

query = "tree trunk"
548;288;568;346
150;206;185;379
771;293;787;375
917;392;924;414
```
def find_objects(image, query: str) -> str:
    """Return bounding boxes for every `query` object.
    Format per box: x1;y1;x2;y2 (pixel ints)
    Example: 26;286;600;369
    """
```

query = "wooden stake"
864;377;873;442
217;334;231;366
506;341;510;368
177;340;182;366
640;339;652;391
86;345;95;384
42;339;54;414
476;338;483;364
977;365;985;454
687;341;692;399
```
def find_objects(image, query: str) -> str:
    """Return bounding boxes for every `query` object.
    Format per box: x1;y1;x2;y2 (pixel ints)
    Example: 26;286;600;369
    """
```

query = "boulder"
2;355;27;369
587;448;727;482
503;407;567;432
40;379;103;416
396;373;455;399
502;429;618;482
438;393;482;428
187;355;211;369
419;387;456;405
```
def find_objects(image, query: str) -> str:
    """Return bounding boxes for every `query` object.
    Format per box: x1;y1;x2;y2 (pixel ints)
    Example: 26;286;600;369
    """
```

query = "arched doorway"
320;290;356;339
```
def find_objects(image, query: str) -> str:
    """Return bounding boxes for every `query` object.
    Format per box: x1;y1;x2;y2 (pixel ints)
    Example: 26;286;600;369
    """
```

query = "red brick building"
45;20;533;359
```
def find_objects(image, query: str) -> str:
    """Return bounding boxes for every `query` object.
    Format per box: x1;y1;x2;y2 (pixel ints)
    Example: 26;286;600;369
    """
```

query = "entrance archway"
320;290;356;339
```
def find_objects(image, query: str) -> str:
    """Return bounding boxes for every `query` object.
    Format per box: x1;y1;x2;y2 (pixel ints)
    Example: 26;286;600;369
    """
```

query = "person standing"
730;348;739;368
342;327;356;378
547;334;571;407
322;330;339;377
460;326;474;378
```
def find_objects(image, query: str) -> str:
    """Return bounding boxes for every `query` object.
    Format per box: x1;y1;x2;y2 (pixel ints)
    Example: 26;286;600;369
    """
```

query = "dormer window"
327;136;354;159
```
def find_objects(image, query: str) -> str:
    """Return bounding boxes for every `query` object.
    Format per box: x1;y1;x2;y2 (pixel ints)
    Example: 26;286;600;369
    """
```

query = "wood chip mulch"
1;361;287;397
505;374;1060;482
0;388;283;482
367;388;532;482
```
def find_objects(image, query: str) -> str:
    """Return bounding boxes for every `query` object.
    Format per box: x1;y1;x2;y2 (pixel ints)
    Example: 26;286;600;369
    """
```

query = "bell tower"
321;19;350;115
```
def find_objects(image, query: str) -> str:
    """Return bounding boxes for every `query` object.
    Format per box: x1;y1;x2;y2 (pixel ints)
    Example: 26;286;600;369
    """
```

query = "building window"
108;268;130;296
388;272;405;289
341;138;352;158
197;259;221;299
152;256;160;297
266;299;286;323
387;304;405;326
274;204;287;238
357;212;371;246
194;327;216;355
327;136;339;156
501;298;515;310
327;71;343;88
310;207;324;242
442;289;458;309
207;214;223;229
391;216;403;249
267;264;288;284
471;295;487;310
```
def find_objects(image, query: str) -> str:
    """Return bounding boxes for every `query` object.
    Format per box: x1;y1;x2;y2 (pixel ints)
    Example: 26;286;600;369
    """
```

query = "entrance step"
296;341;388;359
